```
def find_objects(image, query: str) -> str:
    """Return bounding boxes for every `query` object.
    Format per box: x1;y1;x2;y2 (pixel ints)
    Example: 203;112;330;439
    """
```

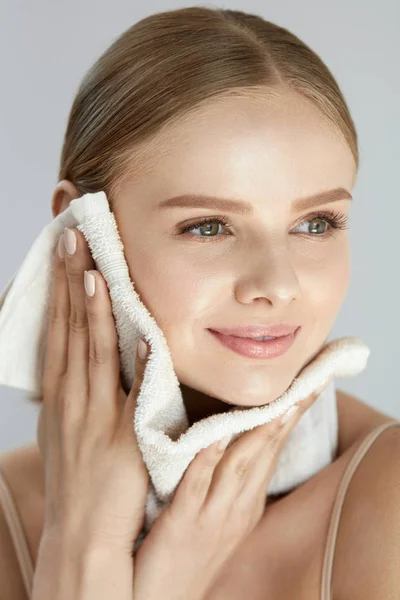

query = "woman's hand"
38;226;149;556
132;380;331;600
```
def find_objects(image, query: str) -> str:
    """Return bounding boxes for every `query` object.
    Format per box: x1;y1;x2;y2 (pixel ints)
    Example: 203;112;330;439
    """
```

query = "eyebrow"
157;187;352;215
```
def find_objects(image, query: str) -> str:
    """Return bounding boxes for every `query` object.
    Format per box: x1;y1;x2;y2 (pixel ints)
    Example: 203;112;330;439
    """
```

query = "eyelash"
177;210;350;241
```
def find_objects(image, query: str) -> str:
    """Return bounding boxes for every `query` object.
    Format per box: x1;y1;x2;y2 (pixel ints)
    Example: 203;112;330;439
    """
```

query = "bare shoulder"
0;479;30;599
332;419;400;600
0;444;44;525
0;444;44;600
335;387;398;454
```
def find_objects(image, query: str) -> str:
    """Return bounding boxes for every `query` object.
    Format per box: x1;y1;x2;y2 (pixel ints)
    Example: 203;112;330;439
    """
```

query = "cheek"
303;241;350;320
124;245;208;331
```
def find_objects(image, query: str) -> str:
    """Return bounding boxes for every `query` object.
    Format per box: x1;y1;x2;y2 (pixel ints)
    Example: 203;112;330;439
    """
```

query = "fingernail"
217;434;232;451
280;405;300;426
64;227;77;255
316;378;330;395
138;338;148;360
84;271;96;297
57;234;65;259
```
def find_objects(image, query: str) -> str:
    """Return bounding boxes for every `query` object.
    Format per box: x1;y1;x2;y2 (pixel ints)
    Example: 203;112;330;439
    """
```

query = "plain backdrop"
0;0;399;454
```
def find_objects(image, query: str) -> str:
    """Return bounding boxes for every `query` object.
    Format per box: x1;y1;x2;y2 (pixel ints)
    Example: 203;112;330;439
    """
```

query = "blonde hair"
28;6;358;405
58;5;358;205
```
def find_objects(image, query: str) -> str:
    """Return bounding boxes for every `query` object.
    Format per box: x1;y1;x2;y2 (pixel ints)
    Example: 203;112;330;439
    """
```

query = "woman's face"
108;90;356;409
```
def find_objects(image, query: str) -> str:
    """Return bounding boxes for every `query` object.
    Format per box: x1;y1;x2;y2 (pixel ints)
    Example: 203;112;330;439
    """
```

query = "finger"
63;228;94;397
172;381;330;521
171;415;283;520
201;416;283;518
43;234;70;403
119;337;149;446
83;268;124;430
202;381;328;518
233;386;327;514
169;434;232;519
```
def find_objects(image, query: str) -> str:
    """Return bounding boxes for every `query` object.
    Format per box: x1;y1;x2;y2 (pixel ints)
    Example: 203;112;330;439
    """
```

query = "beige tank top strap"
0;466;34;598
320;420;400;600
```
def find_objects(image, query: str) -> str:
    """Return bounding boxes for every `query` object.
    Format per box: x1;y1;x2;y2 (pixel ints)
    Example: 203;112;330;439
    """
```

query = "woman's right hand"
38;226;150;556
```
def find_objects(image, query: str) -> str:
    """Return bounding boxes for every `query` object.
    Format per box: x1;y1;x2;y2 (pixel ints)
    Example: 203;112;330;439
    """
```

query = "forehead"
122;90;356;203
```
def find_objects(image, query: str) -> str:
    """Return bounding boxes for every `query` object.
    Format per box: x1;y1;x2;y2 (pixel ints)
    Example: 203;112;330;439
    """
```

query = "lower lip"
207;327;301;359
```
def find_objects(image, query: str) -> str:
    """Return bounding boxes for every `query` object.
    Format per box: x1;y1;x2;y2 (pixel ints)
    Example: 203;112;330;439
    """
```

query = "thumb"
132;337;150;393
279;376;332;429
120;337;150;441
137;337;149;363
131;336;150;403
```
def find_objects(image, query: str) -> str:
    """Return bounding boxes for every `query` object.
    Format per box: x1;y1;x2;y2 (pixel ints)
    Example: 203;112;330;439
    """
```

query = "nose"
234;245;301;308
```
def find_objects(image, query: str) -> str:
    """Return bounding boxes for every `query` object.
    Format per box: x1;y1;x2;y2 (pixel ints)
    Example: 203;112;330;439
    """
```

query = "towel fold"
0;191;370;552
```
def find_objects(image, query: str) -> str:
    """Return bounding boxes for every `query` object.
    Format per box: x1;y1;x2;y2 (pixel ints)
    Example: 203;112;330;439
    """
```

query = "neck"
179;383;235;427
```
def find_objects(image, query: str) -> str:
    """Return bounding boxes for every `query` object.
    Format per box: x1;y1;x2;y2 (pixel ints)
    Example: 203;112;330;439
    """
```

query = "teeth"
251;336;276;341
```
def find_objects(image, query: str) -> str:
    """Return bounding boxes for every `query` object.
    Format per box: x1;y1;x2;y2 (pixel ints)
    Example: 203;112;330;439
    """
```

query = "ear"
51;179;81;218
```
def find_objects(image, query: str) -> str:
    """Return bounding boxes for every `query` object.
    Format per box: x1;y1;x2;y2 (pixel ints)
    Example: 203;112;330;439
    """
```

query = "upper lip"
208;324;300;338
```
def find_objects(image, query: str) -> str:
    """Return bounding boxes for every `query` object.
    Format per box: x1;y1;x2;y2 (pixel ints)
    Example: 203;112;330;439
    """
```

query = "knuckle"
230;455;252;482
69;307;89;334
56;387;85;423
57;389;72;415
42;376;55;402
262;420;281;438
255;422;281;446
66;263;83;284
261;427;281;446
48;301;69;327
52;263;66;285
182;471;208;499
43;361;63;391
89;336;115;366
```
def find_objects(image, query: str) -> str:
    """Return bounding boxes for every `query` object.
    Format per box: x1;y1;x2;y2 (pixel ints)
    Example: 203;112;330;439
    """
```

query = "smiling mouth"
207;327;301;359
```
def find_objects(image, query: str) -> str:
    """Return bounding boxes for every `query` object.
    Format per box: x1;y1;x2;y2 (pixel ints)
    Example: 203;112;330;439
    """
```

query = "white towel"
0;191;370;552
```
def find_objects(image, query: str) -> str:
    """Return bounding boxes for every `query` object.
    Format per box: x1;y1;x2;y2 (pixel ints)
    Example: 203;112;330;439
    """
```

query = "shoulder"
0;498;29;599
0;444;43;515
0;444;43;600
335;388;398;454
333;421;400;600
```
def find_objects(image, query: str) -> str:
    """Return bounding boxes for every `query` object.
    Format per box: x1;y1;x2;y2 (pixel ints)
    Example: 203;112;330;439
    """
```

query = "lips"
208;327;300;359
209;324;299;338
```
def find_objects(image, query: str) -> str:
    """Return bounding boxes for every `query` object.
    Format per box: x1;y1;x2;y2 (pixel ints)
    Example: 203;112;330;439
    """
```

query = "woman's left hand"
131;380;330;600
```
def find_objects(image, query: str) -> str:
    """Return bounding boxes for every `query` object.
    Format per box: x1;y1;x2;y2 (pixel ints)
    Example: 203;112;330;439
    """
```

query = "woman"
0;6;399;600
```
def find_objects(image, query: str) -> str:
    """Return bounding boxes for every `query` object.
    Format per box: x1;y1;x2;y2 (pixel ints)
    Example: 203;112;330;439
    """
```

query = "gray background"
0;0;399;453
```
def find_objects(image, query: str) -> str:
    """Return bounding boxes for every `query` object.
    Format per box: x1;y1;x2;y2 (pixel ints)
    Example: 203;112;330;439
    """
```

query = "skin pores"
108;89;355;423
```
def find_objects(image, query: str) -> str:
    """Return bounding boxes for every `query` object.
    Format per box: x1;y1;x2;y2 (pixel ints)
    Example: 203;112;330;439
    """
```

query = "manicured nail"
84;271;96;297
315;378;330;396
138;338;148;360
57;234;65;259
64;227;77;255
280;405;300;426
217;434;232;451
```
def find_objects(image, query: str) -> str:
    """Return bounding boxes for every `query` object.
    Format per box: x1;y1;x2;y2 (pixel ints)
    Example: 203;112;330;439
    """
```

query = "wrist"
33;532;134;600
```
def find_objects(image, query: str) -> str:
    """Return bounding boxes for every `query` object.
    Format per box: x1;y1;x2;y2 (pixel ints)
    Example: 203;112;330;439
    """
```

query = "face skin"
50;88;356;427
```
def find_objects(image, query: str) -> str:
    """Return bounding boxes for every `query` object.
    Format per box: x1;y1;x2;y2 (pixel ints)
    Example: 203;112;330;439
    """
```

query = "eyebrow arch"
157;187;352;215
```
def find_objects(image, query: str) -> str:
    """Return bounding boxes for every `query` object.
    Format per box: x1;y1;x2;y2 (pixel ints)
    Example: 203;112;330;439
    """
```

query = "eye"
177;211;349;241
178;216;232;239
293;211;350;237
294;216;331;235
